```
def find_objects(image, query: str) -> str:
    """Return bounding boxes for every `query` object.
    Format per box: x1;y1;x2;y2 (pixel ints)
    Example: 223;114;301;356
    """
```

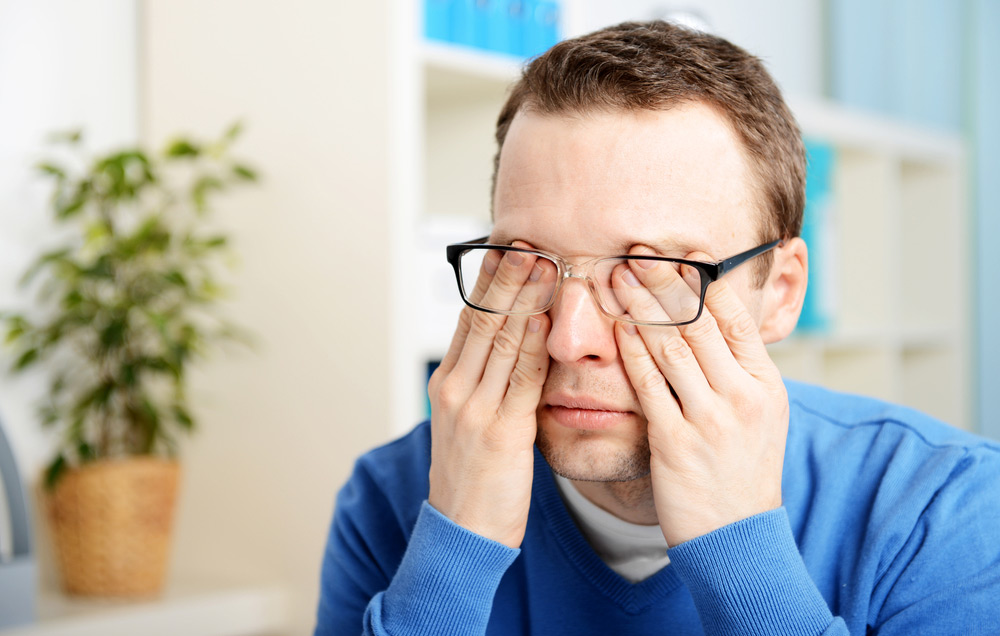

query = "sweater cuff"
374;501;519;636
667;507;834;636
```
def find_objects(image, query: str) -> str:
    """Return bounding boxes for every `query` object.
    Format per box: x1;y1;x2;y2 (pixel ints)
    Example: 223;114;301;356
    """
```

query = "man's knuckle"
492;324;521;357
732;387;765;420
726;311;758;340
469;311;505;340
686;313;717;339
435;378;464;412
636;366;666;393
508;363;533;391
659;335;691;363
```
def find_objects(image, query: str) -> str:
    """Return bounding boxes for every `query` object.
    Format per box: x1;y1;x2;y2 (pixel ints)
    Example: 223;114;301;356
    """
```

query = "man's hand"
611;247;788;547
427;243;554;549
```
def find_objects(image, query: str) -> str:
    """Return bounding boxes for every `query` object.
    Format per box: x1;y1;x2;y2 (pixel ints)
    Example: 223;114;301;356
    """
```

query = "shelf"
788;96;963;163
0;579;289;636
424;42;522;101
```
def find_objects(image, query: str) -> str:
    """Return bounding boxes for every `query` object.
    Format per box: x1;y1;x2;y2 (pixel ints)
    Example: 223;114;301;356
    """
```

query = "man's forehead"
492;104;760;258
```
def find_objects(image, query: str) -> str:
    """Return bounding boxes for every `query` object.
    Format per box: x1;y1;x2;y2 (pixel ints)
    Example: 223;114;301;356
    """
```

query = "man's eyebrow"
491;232;701;257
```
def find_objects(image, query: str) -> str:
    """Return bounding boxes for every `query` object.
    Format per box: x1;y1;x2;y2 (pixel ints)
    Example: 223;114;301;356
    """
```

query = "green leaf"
4;315;29;344
77;441;95;462
191;176;224;213
39;404;60;428
77;381;114;412
44;454;68;491
163;270;189;288
37;162;67;180
164;139;200;158
19;248;72;286
57;180;90;218
47;129;82;144
99;317;127;350
173;405;195;431
223;121;244;143
13;348;39;371
231;163;257;181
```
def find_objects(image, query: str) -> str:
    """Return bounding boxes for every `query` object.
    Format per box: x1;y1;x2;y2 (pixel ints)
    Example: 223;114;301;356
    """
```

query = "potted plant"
0;124;258;597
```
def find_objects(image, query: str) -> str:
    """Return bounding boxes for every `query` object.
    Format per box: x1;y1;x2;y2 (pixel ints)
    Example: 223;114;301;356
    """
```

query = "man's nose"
545;276;619;365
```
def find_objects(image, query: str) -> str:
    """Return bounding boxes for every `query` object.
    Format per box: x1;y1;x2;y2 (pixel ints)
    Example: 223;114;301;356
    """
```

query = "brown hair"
491;20;806;282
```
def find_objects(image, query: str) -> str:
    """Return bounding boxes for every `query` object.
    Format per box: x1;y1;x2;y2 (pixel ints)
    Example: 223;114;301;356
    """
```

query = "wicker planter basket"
44;456;181;597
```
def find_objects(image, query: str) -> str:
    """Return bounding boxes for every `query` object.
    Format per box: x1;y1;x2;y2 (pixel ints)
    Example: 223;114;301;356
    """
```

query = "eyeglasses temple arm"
715;239;782;277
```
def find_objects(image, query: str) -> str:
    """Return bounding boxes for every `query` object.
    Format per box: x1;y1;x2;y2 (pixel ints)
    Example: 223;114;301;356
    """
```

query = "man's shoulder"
336;422;432;536
784;379;1000;496
785;378;996;452
348;421;433;499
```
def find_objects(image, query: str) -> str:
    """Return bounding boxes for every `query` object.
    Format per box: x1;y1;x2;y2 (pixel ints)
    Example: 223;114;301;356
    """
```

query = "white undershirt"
554;473;670;583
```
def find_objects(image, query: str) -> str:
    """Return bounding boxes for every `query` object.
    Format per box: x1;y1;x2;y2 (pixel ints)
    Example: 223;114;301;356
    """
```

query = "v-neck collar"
529;446;685;614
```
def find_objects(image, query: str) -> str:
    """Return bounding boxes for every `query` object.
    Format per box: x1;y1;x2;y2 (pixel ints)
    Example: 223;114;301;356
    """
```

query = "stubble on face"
535;362;653;484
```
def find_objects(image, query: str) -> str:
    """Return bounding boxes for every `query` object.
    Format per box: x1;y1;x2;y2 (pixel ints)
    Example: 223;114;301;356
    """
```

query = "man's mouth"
542;395;635;430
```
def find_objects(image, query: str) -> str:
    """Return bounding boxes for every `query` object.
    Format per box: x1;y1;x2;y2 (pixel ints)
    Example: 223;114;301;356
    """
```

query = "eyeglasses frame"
446;236;783;327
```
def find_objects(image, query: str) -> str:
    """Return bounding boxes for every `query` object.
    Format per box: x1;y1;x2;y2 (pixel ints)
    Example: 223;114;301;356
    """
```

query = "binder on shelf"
425;0;452;43
423;0;560;59
797;139;837;334
523;1;561;58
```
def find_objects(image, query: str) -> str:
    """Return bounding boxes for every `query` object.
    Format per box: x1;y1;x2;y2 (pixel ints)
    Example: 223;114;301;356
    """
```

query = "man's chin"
535;424;651;483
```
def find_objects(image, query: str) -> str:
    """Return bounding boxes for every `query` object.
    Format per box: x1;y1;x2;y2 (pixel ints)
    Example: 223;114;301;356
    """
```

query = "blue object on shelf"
472;0;492;50
486;0;513;54
0;411;37;629
423;0;560;58
524;0;560;58
798;139;837;333
451;0;476;47
425;0;453;43
507;0;528;56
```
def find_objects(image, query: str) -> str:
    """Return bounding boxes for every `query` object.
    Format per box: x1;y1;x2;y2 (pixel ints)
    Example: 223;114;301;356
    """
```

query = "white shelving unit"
390;37;970;435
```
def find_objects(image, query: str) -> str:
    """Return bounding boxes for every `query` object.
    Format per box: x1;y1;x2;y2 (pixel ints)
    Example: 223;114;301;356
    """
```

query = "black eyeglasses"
446;236;782;326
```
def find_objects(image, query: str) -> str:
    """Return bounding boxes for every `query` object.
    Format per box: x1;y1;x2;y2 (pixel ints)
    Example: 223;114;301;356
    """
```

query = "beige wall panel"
142;1;392;631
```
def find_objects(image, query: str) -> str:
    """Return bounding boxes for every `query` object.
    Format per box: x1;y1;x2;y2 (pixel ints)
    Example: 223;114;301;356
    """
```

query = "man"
315;21;1000;635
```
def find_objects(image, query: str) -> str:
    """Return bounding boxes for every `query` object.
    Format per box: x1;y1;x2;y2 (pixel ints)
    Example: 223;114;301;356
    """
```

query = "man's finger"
476;260;558;405
614;320;682;423
500;314;551;419
702;278;775;381
450;246;539;391
610;262;712;407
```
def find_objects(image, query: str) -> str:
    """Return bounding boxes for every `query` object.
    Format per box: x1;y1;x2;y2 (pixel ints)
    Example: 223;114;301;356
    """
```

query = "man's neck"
570;475;660;526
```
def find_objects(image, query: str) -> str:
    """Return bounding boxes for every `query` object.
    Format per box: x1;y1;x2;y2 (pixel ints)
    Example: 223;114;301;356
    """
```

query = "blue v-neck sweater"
316;381;1000;635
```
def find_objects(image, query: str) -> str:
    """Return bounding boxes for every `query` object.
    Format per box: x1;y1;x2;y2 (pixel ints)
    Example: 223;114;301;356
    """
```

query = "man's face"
492;102;768;483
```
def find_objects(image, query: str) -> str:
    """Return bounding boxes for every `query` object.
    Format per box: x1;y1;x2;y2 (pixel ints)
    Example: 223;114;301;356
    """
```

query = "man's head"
487;21;809;484
493;20;806;281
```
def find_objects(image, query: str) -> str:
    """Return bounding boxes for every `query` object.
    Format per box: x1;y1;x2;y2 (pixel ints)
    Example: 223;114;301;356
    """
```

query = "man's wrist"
376;501;519;635
667;507;834;636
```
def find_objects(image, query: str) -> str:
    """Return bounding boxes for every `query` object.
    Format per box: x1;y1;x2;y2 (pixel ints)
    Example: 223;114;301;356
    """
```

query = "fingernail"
623;269;640;287
528;316;541;333
485;251;499;275
507;251;524;266
529;263;543;282
623;323;638;335
631;246;656;269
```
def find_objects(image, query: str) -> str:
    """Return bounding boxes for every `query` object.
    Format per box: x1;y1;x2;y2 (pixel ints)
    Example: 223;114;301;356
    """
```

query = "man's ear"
758;237;808;344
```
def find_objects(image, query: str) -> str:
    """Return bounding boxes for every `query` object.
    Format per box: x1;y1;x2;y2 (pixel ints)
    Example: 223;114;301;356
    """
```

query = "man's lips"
542;395;635;430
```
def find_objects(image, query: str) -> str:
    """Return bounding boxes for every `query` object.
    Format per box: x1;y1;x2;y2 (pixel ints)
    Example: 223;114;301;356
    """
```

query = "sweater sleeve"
314;450;519;636
364;502;520;635
667;507;848;636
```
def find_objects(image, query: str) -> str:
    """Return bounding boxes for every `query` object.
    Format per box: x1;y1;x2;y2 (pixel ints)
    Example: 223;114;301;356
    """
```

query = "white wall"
0;0;138;576
142;1;392;632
